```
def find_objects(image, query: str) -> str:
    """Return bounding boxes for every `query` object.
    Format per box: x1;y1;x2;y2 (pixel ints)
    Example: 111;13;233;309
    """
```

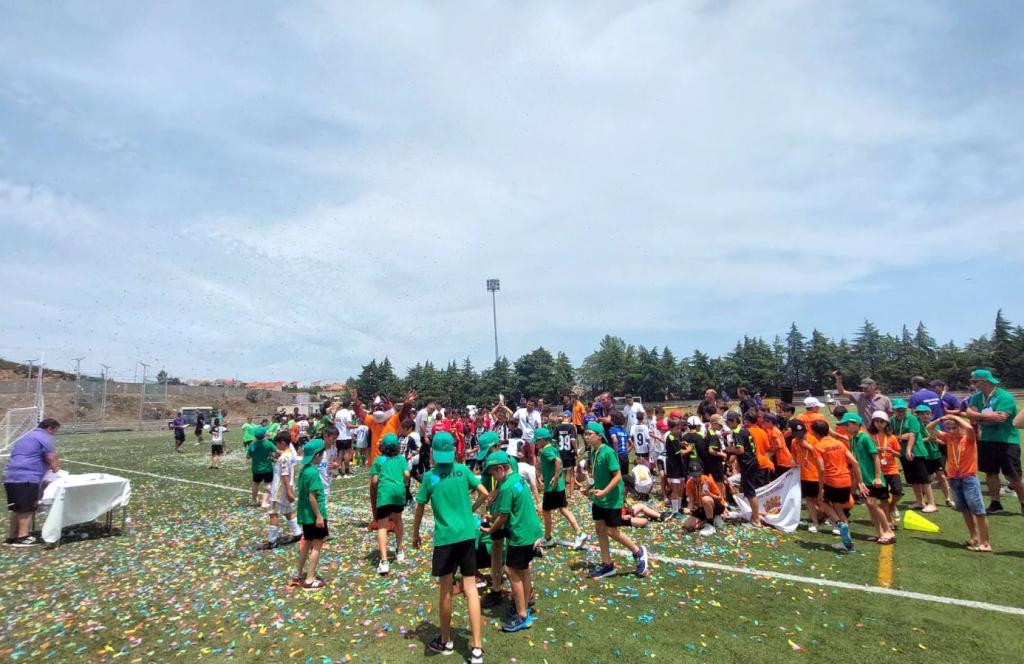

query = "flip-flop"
966;544;992;553
877;537;895;545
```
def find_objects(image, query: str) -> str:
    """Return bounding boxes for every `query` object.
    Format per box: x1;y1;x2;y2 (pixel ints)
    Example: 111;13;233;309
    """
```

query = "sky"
2;1;1023;383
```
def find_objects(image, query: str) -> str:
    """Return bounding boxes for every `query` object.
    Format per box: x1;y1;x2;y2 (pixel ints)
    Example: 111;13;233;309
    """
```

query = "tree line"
347;310;1023;405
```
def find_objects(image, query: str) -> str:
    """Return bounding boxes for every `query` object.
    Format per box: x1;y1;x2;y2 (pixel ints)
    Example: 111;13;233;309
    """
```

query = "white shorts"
355;439;368;449
635;481;654;495
271;500;296;515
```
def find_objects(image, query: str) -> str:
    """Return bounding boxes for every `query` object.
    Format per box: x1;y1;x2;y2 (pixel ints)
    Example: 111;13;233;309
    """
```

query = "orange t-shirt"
817;436;851;488
797;411;828;443
765;425;793;468
686;474;726;506
572;400;586;429
792;436;821;482
832;427;851;450
873;432;901;476
363;412;401;467
748;425;775;471
938;430;977;479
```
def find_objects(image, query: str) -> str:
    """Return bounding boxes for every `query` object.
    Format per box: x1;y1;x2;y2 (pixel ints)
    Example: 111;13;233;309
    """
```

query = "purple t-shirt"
908;389;943;420
3;428;55;483
939;391;962;412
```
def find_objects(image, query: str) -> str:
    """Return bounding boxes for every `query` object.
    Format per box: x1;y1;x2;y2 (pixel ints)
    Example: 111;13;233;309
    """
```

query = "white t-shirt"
211;426;227;444
518;463;537;489
631;464;654;495
271;448;295;504
630;423;651;454
297;419;309;437
353;425;369;448
334;408;353;440
506;437;523;460
513;408;533;440
625;402;643;431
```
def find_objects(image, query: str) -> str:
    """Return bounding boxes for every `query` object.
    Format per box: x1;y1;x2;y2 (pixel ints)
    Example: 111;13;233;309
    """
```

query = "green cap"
585;421;608;443
892;398;908;409
970;368;1001;385
914;404;932;414
432;431;456;464
482;450;511;472
837;413;863;425
254;426;268;439
534;427;552;441
476;431;500;461
302;438;325;465
381;433;400;453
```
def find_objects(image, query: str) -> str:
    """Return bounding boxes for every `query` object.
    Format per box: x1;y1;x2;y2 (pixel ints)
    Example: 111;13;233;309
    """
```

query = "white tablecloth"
39;472;132;544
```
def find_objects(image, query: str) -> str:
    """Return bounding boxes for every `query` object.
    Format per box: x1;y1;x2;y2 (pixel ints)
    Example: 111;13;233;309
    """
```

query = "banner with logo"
729;468;802;533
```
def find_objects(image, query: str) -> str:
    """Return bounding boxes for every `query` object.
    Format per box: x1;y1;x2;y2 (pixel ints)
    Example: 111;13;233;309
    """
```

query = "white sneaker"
539;537;556;548
572;532;590;550
713;516;724;529
698;523;716;537
893;509;901;522
377;560;390;575
807;524;818;533
396;551;406;563
832;527;841;536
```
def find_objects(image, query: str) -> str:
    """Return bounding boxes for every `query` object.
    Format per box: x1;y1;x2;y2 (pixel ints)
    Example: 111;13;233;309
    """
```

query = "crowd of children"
231;368;1017;663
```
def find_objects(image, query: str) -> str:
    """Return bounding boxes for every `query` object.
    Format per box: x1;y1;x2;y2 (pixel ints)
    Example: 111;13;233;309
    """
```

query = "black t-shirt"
665;432;685;477
555;423;577;455
696;401;718;422
731;427;759;474
682;432;705;475
700;430;725;475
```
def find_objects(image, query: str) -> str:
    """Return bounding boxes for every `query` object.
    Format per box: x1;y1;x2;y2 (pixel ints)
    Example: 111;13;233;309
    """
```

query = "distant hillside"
0;358;76;381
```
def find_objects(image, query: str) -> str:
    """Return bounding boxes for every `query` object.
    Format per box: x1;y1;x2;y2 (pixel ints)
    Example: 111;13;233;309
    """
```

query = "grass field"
2;430;1024;663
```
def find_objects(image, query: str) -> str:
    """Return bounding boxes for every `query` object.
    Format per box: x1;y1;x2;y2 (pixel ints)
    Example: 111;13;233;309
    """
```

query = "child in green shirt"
536;428;588;549
247;427;276;507
371;433;410;576
294;439;328;590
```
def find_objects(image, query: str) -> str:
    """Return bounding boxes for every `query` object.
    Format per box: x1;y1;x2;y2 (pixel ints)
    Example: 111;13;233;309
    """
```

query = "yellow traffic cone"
903;510;940;533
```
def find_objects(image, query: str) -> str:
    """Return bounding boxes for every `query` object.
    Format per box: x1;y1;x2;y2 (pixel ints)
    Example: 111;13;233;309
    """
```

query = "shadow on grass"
406;619;474;658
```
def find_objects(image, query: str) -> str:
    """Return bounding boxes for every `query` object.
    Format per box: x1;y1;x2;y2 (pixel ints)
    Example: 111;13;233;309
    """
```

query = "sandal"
877;537;895;545
966;544;992;553
302;579;327;589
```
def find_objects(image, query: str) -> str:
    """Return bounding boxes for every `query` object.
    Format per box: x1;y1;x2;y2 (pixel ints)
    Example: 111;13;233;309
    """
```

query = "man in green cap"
294;439;328;590
370;433;410;576
412;431;488;664
583;422;649;579
891;398;936;513
536;427;589;549
481;451;544;633
247;427;276;507
964;368;1022;513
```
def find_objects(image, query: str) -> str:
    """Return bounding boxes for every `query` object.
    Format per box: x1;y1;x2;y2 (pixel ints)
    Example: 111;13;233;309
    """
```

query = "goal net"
1;407;40;455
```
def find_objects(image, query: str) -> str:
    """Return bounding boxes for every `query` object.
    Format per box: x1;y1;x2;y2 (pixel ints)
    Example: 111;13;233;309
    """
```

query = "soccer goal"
1;407;40;455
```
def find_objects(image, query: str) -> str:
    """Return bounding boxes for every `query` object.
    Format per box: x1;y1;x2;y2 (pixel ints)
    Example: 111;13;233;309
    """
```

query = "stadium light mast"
72;356;85;425
138;362;150;428
100;364;111;427
486;279;500;364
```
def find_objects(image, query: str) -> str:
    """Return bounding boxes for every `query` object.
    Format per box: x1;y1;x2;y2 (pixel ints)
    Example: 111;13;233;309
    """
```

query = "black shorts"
693;500;726;520
432;538;478;577
867;484;890;501
505;544;537;570
884;474;904;496
302;521;329;541
560;452;577;469
705;463;725;483
174;431;186;442
901;457;930;485
374;504;404;520
977;441;1022;480
823;485;851;505
252;471;273;484
740;469;767;499
337;439;353;451
4;482;40;513
542;491;568;511
618;454;630;474
211;444;224;456
773;465;792;480
800;480;820;499
925;458;942;475
475;541;492;570
591;504;626;528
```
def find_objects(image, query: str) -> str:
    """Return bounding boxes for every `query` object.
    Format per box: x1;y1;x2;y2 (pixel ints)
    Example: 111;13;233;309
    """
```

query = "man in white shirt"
414;403;437;442
624;396;644;432
334;406;354;443
513;399;540;442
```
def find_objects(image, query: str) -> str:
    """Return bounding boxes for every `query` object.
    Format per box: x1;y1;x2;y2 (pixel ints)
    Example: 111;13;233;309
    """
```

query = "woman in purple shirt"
3;418;60;547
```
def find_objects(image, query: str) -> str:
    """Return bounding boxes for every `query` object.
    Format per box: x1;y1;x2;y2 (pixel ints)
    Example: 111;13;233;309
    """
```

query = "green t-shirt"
267;422;280;439
539;444;565;493
296;464;326;525
891;415;927;458
969;388;1020;444
493;472;544;547
415;463;481;547
248;439;276;474
242;422;256;442
921;428;942;461
592;444;623;509
371;453;408;507
850;432;879;484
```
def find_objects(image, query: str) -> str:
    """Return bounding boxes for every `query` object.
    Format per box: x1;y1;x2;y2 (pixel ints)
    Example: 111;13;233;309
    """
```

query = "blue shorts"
949;476;985;516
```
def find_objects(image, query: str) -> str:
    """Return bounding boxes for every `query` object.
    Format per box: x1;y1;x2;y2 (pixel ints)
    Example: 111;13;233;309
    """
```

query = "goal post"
1;406;40;455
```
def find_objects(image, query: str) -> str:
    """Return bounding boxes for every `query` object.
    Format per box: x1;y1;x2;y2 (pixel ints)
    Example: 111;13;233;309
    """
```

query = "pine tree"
991;309;1015;376
784;323;807;388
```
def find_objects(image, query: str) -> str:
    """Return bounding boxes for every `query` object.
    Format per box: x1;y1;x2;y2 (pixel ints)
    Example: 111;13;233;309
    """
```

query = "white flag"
729;468;802;533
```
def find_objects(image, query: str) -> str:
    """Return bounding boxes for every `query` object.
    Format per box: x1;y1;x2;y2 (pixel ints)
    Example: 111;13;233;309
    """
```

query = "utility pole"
25;360;34;398
100;364;111;427
486;279;501;364
72;356;85;425
138;362;150;429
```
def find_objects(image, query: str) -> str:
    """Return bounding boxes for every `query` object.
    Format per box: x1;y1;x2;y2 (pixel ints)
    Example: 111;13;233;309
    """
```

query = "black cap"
788;419;806;433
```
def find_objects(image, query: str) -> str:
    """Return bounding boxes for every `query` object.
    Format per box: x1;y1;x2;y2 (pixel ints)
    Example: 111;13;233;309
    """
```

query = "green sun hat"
482;450;511;473
837;413;863;425
970;368;1001;385
534;427;552;441
253;426;268;439
585;421;608;443
914;404;932;414
381;432;400;453
302;438;325;465
891;398;908;409
476;431;500;461
432;431;456;464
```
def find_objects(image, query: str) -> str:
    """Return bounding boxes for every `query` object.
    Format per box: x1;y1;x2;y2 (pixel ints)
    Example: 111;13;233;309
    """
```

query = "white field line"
61;458;1024;617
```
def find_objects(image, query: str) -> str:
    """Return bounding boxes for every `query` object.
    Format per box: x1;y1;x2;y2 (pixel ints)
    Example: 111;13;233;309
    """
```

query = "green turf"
2;430;1024;663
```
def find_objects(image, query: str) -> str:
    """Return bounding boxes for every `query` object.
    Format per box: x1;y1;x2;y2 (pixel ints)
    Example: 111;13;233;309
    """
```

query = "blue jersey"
608;426;629;455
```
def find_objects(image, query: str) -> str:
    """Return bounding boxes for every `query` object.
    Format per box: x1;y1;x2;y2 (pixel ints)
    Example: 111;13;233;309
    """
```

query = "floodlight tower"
486;279;500;364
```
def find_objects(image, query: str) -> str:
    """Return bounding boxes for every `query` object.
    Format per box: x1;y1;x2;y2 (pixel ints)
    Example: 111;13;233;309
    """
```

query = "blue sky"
2;1;1022;383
